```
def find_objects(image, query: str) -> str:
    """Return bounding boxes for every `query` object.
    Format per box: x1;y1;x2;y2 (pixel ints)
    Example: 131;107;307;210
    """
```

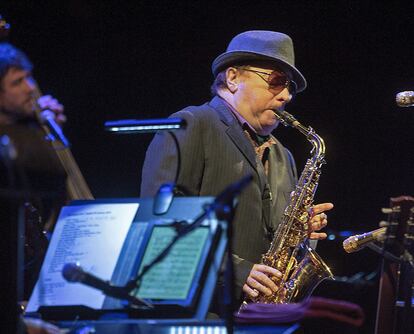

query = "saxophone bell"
285;245;333;302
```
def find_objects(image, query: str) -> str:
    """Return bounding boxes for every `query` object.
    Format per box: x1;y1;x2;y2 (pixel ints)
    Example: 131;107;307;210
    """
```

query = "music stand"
27;197;227;323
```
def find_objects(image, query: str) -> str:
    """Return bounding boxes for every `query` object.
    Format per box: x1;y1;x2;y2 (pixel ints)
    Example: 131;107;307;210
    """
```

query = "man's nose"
24;77;36;93
279;87;292;103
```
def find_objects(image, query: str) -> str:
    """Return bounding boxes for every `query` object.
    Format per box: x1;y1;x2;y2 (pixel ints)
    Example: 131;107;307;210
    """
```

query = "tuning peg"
381;206;401;214
379;220;389;227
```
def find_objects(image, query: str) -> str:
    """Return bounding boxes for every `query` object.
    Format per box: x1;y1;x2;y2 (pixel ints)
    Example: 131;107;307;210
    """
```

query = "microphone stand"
125;187;235;290
66;198;223;313
366;243;402;263
124;175;252;333
214;193;236;334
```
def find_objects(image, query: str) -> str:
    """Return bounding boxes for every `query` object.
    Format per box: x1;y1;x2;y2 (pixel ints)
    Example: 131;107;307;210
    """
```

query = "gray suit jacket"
140;96;297;295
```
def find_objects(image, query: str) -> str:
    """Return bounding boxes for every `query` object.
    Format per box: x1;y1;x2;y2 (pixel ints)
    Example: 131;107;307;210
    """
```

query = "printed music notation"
134;226;210;300
26;203;138;312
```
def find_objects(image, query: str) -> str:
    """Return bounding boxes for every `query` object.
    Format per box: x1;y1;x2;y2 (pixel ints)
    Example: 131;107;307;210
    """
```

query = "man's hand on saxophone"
243;264;282;299
308;202;334;240
242;202;334;300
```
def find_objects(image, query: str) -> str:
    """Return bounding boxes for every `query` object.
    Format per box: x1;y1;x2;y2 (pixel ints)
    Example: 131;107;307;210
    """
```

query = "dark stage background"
2;1;414;279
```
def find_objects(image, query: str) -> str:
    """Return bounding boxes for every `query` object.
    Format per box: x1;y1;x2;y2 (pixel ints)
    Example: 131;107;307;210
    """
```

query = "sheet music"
27;203;138;312
134;226;209;300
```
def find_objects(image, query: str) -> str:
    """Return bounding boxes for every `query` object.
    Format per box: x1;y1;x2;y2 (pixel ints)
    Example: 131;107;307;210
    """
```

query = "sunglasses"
240;67;297;96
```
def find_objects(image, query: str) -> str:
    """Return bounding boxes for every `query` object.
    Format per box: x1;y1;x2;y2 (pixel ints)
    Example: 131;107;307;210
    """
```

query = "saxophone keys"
298;211;309;224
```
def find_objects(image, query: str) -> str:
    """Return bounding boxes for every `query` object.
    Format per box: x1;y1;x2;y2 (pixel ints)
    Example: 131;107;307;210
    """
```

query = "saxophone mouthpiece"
273;110;299;127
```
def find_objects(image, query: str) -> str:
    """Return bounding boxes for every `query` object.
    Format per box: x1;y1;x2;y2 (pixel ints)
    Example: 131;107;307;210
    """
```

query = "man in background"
0;42;67;334
0;41;67;222
0;43;65;124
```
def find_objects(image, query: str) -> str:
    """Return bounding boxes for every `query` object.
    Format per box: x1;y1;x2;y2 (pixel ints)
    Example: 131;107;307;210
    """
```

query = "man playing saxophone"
140;30;333;306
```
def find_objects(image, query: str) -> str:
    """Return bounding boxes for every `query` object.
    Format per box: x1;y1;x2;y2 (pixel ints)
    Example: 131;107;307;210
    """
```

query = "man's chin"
11;108;36;120
259;121;280;136
22;103;36;117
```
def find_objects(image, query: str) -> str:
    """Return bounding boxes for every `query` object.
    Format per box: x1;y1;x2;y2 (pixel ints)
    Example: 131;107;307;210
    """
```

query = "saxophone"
246;110;333;305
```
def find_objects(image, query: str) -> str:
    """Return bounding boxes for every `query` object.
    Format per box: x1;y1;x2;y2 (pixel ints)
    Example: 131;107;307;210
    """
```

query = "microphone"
62;263;152;307
396;91;414;107
39;110;70;147
343;226;387;253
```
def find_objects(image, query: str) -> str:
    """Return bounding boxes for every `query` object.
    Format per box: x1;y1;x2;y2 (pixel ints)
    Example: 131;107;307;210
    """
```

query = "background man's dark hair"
0;42;33;87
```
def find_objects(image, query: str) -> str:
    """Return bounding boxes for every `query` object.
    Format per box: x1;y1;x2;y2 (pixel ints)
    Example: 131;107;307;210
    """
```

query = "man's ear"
225;67;239;93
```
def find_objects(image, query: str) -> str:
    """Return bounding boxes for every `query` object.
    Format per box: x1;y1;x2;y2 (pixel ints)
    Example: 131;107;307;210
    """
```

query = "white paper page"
26;203;138;312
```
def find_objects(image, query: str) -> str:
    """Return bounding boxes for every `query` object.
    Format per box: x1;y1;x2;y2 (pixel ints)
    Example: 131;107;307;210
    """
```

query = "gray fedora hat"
211;30;307;92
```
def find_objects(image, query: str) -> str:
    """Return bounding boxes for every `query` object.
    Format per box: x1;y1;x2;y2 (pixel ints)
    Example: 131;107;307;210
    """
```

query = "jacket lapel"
209;97;259;174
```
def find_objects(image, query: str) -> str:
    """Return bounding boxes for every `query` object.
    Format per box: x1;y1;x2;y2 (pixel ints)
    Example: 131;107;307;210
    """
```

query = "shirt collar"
217;96;257;133
216;96;276;146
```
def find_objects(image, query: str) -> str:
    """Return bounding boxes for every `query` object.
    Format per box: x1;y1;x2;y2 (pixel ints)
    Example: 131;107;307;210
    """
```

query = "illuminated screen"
131;226;209;300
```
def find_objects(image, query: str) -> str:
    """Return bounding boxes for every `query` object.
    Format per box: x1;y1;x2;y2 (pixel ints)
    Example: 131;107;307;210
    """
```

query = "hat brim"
212;51;307;93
